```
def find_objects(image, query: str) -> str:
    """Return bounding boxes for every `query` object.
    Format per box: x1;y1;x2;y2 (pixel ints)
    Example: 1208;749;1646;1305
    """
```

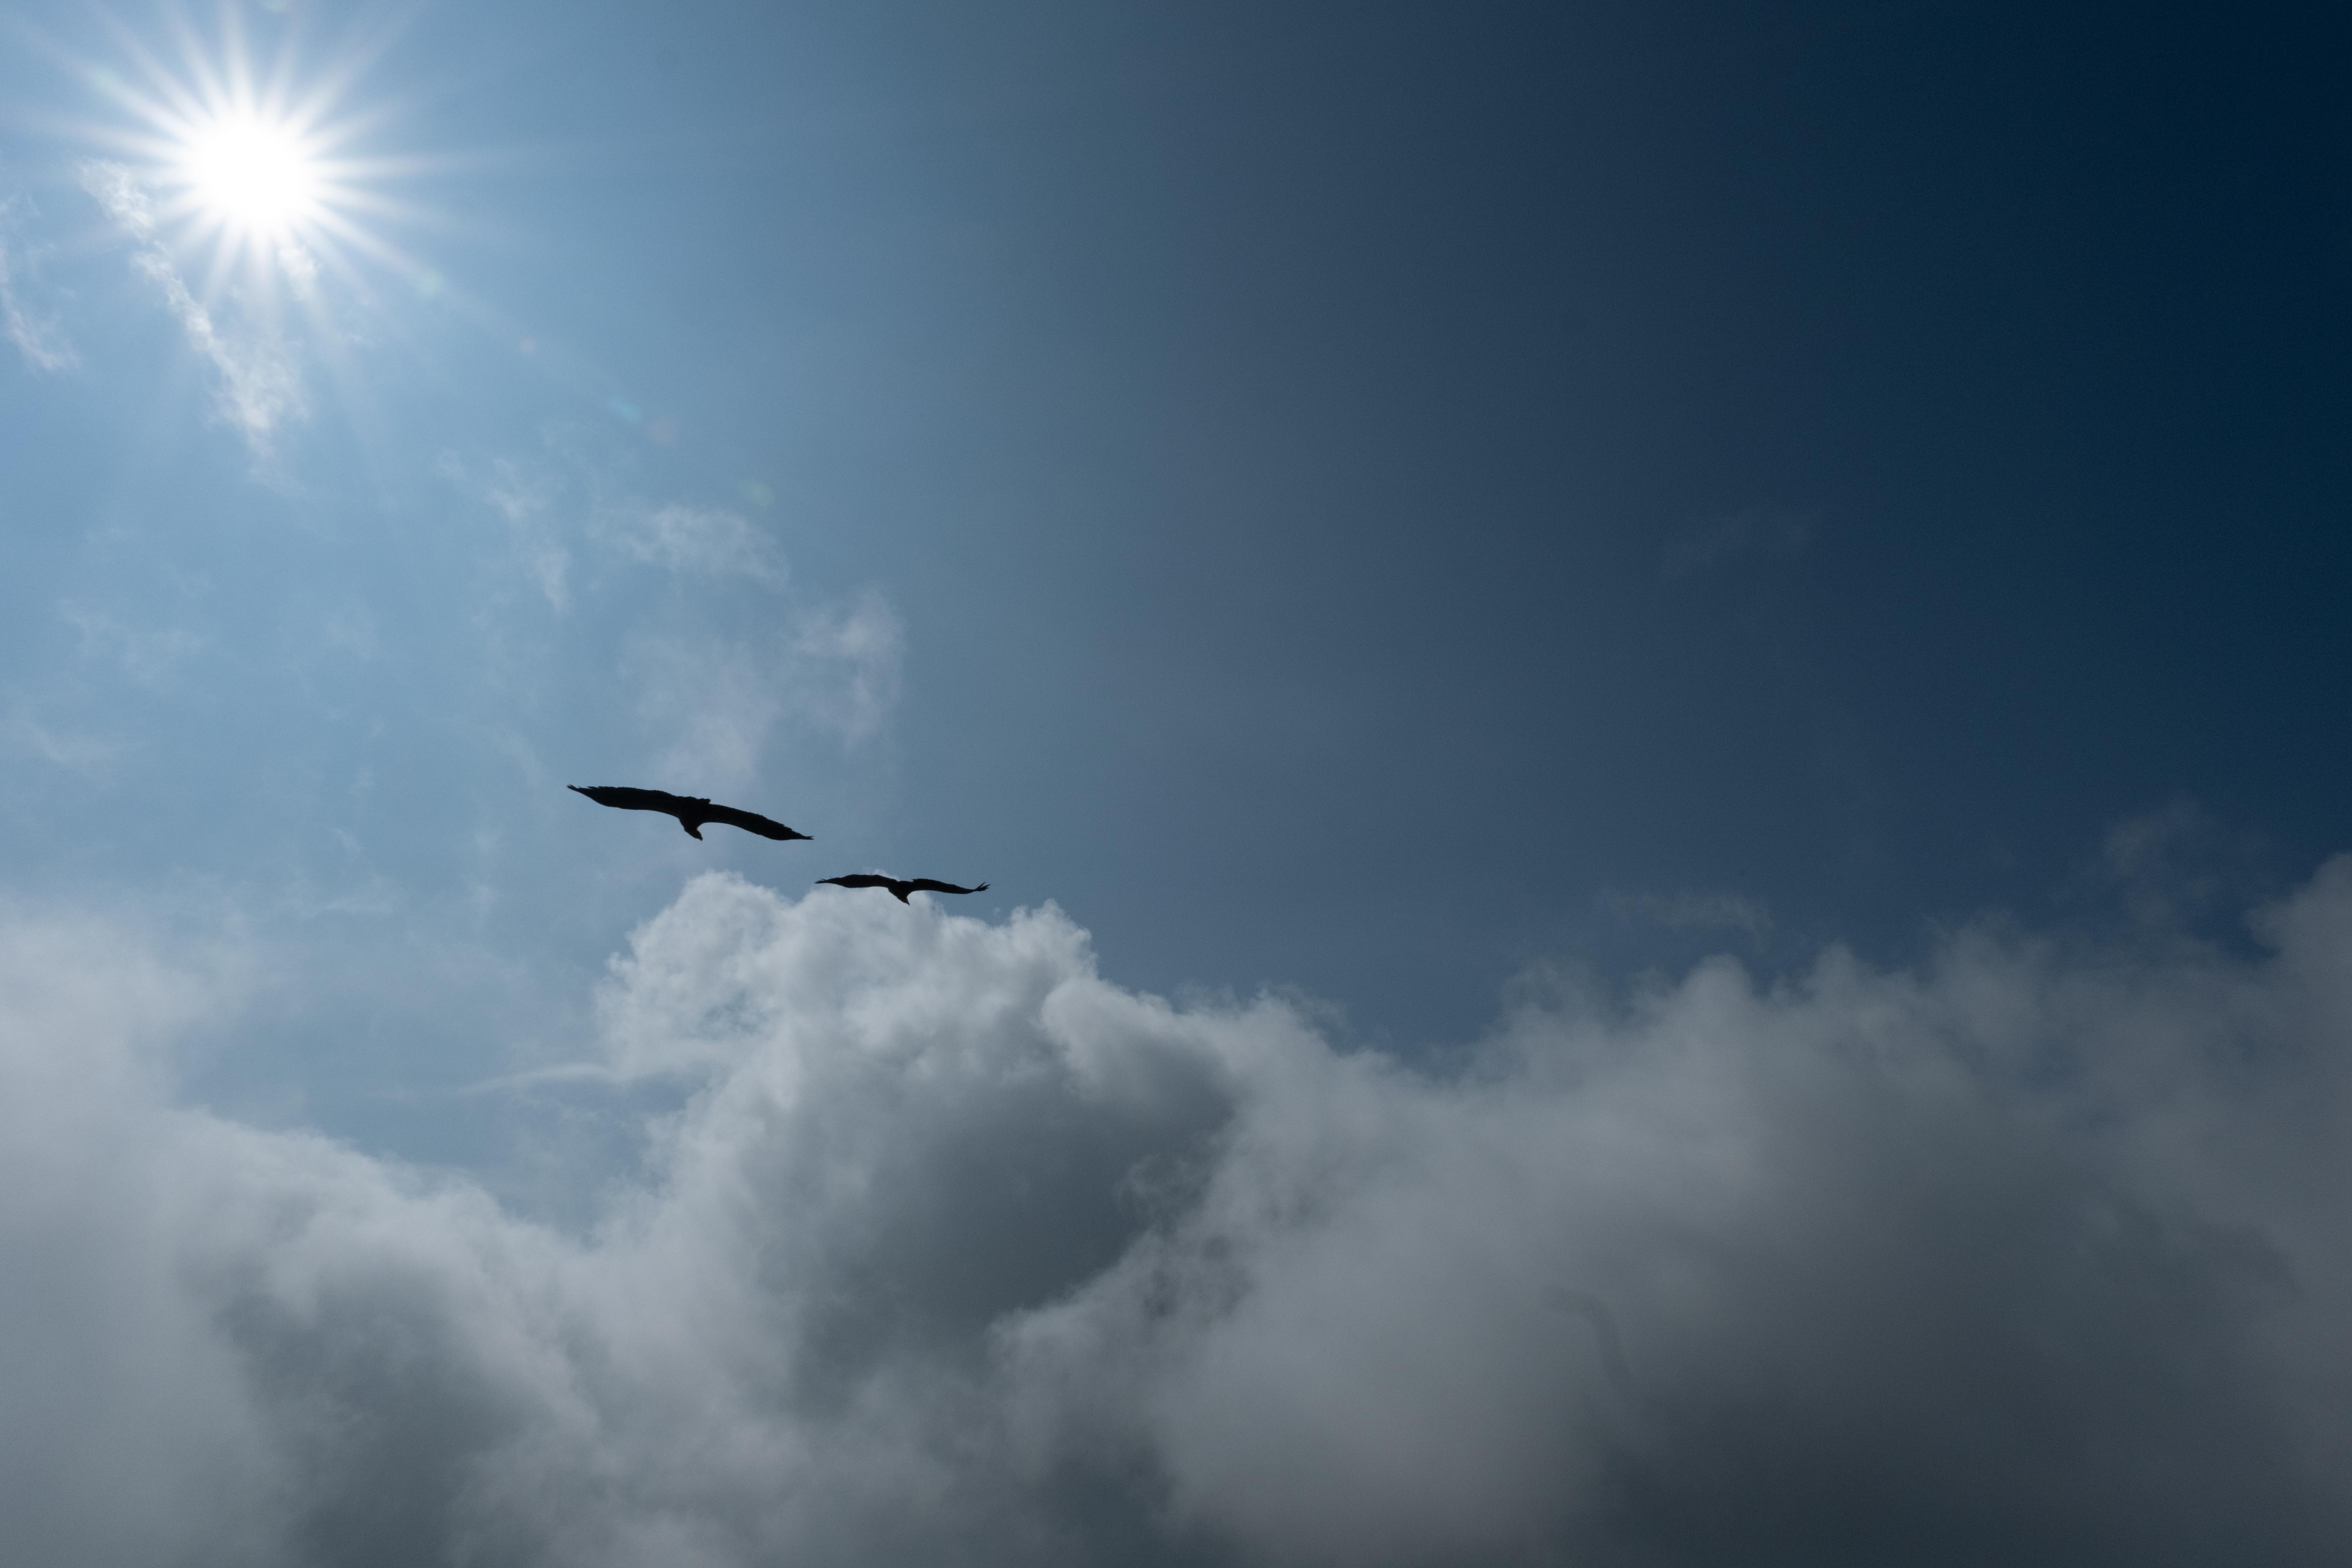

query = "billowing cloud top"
4;866;2350;1566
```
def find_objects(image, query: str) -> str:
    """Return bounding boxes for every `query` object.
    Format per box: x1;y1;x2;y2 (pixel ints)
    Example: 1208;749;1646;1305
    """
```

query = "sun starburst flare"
66;8;434;293
51;8;462;458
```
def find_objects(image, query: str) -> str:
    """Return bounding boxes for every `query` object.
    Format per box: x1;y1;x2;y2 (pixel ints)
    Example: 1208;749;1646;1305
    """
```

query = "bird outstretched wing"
572;785;809;842
702;801;811;841
571;784;693;814
904;879;989;896
816;874;894;890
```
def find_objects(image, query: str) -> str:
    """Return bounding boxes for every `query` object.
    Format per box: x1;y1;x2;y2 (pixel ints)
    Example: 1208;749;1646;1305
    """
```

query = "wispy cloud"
788;590;902;746
61;603;205;692
607;500;785;583
0;195;75;372
1603;888;1774;949
76;160;303;458
4;702;125;777
625;633;788;793
439;453;573;610
623;594;901;791
443;441;790;609
624;592;903;788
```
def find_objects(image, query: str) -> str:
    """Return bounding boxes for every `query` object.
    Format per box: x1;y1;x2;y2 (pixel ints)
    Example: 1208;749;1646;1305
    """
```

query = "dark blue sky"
456;0;2352;1042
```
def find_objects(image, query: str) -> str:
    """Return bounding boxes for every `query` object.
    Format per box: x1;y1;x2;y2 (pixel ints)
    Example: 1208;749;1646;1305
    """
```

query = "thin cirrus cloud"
787;589;903;746
1604;888;1775;950
0;209;76;371
624;631;790;794
2;701;124;777
76;159;304;457
60;602;205;693
624;596;903;790
608;500;787;584
2;858;2347;1566
435;441;895;801
0;606;197;779
445;447;790;611
440;452;573;611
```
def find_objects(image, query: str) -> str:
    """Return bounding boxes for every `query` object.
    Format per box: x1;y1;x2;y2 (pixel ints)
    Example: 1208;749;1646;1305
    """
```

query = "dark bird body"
817;874;990;903
569;785;810;842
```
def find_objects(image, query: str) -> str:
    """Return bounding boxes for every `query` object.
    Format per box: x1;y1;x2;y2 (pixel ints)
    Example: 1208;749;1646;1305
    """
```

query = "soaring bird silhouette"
569;785;811;842
816;874;989;903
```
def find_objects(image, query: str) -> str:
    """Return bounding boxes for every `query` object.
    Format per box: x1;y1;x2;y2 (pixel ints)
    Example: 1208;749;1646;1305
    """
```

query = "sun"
60;12;456;455
72;13;423;288
180;112;322;233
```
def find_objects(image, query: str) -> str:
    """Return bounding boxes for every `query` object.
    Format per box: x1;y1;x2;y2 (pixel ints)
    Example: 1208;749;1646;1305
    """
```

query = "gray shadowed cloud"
3;863;2350;1566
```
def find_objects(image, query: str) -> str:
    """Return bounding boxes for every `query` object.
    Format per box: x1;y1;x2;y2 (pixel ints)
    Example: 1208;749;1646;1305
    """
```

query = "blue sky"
0;3;2348;1563
4;0;2346;1064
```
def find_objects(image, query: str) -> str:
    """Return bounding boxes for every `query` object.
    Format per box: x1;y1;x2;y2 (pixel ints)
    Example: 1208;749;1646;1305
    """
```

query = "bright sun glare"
182;114;320;231
82;18;439;310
